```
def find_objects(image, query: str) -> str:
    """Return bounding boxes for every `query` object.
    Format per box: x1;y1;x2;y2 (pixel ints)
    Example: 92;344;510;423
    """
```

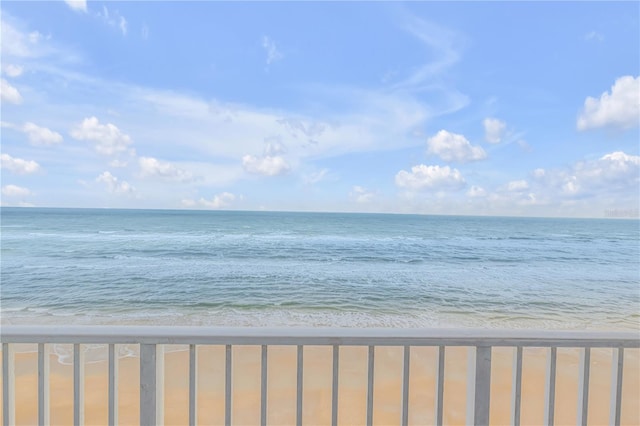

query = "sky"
1;1;639;217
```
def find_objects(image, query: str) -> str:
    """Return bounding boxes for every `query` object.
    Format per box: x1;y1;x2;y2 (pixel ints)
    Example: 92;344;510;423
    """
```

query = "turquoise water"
1;208;638;329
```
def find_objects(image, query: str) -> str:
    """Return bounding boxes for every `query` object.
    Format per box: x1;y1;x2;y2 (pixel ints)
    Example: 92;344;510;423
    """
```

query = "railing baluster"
510;346;523;426
2;343;15;426
108;344;118;426
296;345;303;426
466;347;476;425
467;346;492;425
366;345;375;426
474;346;492;425
435;345;445;426
544;346;557;425
189;344;197;426
140;344;157;425
401;345;410;426
331;344;339;426
577;347;591;426
261;345;268;426
158;345;165;425
38;343;50;425
74;343;85;426
225;344;232;426
609;347;624;426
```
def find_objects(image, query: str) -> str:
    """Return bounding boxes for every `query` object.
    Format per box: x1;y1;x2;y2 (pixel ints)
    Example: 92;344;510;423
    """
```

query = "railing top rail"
1;326;638;347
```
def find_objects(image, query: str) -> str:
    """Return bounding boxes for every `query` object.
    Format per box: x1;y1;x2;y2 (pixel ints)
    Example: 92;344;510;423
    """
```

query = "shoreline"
3;310;639;331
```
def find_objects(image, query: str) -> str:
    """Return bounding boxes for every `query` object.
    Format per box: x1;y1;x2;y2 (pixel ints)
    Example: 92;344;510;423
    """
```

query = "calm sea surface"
1;208;638;330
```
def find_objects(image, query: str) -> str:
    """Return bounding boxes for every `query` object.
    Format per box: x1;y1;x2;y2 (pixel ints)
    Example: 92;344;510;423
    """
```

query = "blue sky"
1;1;638;217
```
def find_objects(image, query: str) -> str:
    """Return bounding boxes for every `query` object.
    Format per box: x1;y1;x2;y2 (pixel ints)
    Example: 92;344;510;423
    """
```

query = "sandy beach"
2;344;638;425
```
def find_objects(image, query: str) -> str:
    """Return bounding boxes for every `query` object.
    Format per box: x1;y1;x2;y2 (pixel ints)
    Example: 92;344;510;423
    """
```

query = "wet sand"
2;345;639;425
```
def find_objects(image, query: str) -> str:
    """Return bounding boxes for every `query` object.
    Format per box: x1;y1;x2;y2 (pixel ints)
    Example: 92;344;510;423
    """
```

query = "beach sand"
2;344;638;425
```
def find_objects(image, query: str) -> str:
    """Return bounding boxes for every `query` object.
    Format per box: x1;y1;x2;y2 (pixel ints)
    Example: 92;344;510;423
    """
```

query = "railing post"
140;344;159;425
544;347;557;425
510;346;523;426
366;345;375;426
467;346;491;425
225;344;232;426
189;344;198;426
2;343;15;426
577;347;591;426
332;344;339;426
609;347;624;426
38;343;50;425
74;344;85;426
435;346;445;426
108;344;119;426
296;345;303;426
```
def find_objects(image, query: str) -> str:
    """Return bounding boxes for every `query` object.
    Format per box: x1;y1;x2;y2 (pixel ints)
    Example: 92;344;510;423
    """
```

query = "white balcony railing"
1;326;638;425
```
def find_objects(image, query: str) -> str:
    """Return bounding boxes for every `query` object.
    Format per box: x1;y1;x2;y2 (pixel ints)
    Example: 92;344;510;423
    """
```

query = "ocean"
1;207;638;330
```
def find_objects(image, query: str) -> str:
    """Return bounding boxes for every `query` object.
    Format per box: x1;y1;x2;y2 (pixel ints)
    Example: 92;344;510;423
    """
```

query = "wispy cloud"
584;31;604;42
262;35;283;67
392;14;463;91
97;6;127;36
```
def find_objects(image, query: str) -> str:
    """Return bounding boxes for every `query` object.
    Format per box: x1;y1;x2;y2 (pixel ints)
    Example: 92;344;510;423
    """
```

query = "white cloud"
183;192;237;209
395;164;466;191
533;168;546;178
262;36;283;66
138;157;193;182
1;184;31;197
96;171;135;195
526;151;639;200
22;122;63;145
242;154;290;176
2;64;23;77
28;31;43;44
350;186;375;203
584;31;604;42
70;117;133;156
466;185;487;197
577;76;640;130
64;0;87;13
506;180;530;192
1;78;23;104
426;130;486;162
1;153;41;174
483;118;506;144
109;159;128;168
